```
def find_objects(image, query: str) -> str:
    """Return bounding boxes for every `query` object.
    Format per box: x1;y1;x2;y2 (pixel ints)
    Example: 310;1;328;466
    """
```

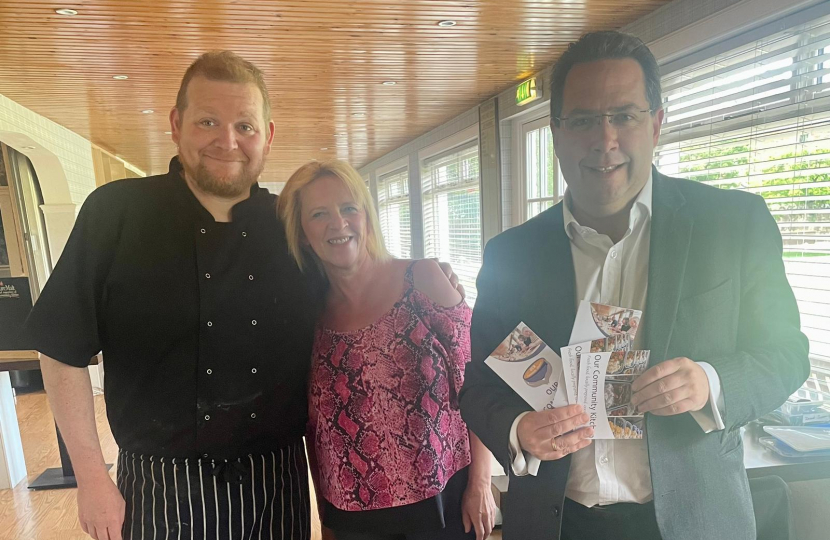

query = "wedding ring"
550;438;559;452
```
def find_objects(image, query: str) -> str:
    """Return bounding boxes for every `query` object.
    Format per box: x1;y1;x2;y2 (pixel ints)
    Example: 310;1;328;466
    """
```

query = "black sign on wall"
0;277;33;350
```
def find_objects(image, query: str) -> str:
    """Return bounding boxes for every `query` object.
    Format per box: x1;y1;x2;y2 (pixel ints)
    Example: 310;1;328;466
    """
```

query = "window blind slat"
662;27;830;94
663;45;830;101
659;93;830;145
666;72;805;117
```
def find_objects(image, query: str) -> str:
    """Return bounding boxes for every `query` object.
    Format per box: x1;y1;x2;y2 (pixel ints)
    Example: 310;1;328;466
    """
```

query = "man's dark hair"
550;31;662;125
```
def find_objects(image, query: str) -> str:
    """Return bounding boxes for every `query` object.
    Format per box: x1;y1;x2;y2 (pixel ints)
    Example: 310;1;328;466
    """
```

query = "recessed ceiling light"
351;112;366;118
55;8;78;16
113;75;129;80
437;20;457;27
141;109;154;114
164;131;172;135
382;81;396;86
320;147;328;151
21;146;36;150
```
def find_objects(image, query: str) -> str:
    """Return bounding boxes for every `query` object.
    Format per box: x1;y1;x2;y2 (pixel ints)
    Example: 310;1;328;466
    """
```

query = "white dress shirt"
508;175;726;508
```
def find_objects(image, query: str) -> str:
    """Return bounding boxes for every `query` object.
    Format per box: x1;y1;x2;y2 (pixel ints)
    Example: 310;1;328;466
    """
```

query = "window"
522;116;566;221
0;147;9;273
0;144;26;279
376;166;412;259
421;142;482;305
655;13;830;390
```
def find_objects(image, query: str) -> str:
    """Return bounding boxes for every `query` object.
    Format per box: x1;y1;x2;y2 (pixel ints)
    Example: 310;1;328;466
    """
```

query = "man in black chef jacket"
24;51;323;540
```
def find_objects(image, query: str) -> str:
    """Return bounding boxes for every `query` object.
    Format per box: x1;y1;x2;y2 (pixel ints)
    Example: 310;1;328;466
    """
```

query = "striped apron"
116;440;310;540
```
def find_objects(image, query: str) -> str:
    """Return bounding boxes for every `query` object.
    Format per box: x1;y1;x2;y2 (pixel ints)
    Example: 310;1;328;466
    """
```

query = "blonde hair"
176;51;271;123
278;160;389;272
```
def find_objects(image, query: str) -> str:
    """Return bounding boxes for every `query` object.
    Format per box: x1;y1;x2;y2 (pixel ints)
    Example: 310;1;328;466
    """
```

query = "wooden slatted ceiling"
0;0;669;182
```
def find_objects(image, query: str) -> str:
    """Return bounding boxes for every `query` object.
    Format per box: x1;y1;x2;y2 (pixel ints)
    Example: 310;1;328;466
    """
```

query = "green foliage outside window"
667;134;830;257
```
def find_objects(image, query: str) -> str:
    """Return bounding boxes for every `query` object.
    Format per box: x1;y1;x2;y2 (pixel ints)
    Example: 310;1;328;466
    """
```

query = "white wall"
0;94;144;263
0;93;96;208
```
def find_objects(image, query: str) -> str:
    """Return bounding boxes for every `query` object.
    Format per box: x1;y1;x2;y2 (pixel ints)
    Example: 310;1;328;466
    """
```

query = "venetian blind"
655;13;830;396
421;143;482;306
376;166;411;259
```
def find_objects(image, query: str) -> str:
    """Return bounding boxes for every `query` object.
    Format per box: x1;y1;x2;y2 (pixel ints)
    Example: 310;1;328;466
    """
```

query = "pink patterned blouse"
309;264;473;511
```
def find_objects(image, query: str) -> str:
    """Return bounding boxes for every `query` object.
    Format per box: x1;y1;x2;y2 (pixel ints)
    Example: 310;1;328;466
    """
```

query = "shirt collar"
563;171;653;241
167;155;273;221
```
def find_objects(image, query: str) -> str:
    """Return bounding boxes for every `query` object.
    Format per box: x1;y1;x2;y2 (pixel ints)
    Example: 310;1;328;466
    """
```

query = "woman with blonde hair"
278;160;496;540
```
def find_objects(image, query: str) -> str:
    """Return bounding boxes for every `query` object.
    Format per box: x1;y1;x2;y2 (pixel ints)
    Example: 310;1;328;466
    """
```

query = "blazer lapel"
644;169;693;363
531;204;577;351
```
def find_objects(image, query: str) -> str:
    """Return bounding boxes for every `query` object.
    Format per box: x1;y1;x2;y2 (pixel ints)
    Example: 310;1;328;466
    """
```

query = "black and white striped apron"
116;440;310;540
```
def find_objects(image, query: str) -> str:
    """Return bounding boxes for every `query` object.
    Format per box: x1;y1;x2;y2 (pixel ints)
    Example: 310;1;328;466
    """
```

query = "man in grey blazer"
459;31;810;540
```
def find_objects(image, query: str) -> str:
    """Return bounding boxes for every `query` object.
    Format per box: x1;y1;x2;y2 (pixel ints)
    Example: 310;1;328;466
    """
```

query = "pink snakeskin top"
308;265;473;511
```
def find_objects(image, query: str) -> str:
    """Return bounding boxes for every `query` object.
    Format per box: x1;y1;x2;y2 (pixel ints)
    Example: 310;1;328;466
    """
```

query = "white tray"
763;426;830;453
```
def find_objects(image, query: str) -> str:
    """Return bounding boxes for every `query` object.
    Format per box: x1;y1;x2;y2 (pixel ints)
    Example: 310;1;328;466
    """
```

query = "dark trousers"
560;498;662;540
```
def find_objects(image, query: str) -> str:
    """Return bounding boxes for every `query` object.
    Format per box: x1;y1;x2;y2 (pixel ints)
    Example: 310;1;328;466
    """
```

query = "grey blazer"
459;168;810;540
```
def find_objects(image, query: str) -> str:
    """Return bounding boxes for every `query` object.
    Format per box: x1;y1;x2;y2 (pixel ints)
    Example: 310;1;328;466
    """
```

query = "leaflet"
561;334;634;404
577;350;650;439
569;300;642;345
484;322;569;411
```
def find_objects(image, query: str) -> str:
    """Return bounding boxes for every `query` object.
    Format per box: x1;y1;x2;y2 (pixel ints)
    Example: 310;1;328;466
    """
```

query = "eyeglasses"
555;109;653;132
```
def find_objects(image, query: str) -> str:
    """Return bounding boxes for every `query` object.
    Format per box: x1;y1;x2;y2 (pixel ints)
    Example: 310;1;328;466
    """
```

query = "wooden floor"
1;391;501;540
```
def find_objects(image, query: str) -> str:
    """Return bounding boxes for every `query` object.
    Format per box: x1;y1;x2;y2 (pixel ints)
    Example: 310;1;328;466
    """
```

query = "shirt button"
206;369;212;375
204;415;210;421
200;228;206;234
251;413;257;419
205;273;211;279
242;231;247;237
600;456;609;464
251;368;257;374
207;321;213;327
610;250;618;259
249;275;254;281
251;320;257;326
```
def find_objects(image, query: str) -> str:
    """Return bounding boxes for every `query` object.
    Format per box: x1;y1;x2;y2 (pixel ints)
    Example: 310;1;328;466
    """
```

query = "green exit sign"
516;78;538;106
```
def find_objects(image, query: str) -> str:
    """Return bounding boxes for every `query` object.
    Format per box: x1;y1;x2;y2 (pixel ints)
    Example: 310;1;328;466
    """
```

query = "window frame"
418;124;482;304
508;107;570;226
0;144;27;279
520;115;566;223
374;157;412;260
